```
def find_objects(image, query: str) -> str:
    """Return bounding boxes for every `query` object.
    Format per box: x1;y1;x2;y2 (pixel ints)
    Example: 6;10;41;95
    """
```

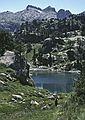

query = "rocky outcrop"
0;51;15;66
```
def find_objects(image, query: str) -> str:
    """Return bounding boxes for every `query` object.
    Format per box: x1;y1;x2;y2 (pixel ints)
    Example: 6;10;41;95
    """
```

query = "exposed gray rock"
47;95;55;100
39;11;57;20
0;51;15;66
41;105;50;110
0;72;15;82
30;100;39;106
18;92;24;96
0;80;5;85
12;94;23;100
37;92;44;98
57;9;71;20
43;6;56;12
0;73;7;77
26;5;42;11
11;98;17;103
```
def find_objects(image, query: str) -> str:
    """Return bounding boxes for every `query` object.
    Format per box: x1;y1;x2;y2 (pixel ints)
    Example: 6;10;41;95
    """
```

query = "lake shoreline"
30;67;80;74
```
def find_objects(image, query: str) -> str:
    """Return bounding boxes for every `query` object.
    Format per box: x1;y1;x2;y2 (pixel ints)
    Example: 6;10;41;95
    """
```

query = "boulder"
0;80;5;85
0;73;13;81
0;51;15;66
6;74;13;81
41;105;50;110
47;95;55;100
0;73;7;76
37;92;44;98
11;98;17;103
18;92;24;96
12;94;23;100
30;100;39;106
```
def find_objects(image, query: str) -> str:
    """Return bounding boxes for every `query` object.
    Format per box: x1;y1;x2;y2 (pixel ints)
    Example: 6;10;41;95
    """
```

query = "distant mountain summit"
57;9;71;19
43;6;56;12
0;4;84;31
26;5;42;11
79;11;85;16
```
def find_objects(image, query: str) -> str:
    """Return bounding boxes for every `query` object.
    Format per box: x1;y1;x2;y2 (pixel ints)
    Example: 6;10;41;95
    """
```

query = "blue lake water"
32;71;79;93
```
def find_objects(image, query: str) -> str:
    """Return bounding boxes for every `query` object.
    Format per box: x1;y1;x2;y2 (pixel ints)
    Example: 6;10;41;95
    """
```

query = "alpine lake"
32;71;79;93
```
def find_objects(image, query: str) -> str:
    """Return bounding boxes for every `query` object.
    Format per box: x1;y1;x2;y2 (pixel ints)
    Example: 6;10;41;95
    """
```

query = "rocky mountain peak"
26;5;42;11
79;11;85;16
57;9;71;19
43;6;56;12
58;9;65;13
